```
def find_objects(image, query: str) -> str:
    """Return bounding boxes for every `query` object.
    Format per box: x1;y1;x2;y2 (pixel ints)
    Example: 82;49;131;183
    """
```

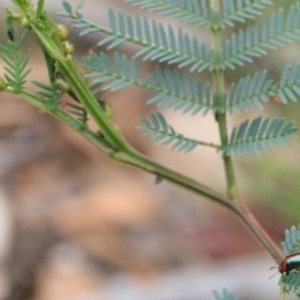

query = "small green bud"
21;17;30;28
211;24;221;32
62;40;74;55
55;78;70;92
56;23;69;41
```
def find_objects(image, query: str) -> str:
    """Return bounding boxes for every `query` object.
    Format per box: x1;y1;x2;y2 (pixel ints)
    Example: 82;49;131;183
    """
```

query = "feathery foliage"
0;29;31;92
83;51;215;115
225;116;297;156
66;101;88;123
225;70;270;113
65;0;300;156
124;0;273;29
226;63;300;114
220;4;300;70
137;111;208;153
212;288;236;300
60;6;212;73
280;270;300;297
273;63;300;104
220;0;273;27
281;225;300;257
124;0;211;27
32;79;65;113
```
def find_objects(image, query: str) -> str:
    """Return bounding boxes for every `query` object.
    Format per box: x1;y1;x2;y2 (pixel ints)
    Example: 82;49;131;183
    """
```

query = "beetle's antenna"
269;268;279;279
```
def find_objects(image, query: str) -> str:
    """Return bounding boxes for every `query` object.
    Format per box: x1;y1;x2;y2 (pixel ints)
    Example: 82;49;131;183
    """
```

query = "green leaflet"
225;116;298;156
226;70;270;113
0;29;31;92
281;225;300;257
226;63;300;114
280;270;300;297
32;80;63;110
66;101;88;123
137;111;200;153
221;0;273;27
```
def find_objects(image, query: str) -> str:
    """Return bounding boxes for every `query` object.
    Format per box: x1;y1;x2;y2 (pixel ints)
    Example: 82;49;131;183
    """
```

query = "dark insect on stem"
7;28;14;41
269;252;300;279
279;252;300;273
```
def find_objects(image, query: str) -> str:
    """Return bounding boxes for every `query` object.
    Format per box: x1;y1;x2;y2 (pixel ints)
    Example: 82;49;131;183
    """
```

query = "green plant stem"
211;20;238;199
234;202;283;264
11;89;116;155
206;0;283;263
36;0;45;19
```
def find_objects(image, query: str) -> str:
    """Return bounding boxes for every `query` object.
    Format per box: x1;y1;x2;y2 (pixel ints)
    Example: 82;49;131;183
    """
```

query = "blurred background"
0;0;299;299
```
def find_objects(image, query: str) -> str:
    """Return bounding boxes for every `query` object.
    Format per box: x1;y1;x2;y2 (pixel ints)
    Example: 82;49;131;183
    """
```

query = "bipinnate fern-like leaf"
281;225;300;257
220;4;300;70
137;111;201;153
125;0;273;29
0;29;31;92
225;116;297;156
212;288;236;300
60;6;211;73
124;0;211;27
60;1;300;74
220;0;273;27
106;9;211;72
82;51;215;115
226;63;300;113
